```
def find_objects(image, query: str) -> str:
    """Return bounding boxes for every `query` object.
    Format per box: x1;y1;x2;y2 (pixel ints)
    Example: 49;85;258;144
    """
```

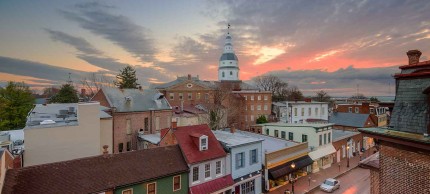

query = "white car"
320;178;340;192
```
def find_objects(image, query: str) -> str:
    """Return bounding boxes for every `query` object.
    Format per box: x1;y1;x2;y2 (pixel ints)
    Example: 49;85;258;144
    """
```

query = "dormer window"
200;135;208;151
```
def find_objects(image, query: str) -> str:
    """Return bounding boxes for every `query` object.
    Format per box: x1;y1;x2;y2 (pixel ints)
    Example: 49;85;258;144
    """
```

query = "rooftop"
213;130;264;148
138;132;161;144
359;127;430;145
256;122;334;129
2;145;188;194
329;112;371;128
359;152;379;170
332;129;361;142
284;101;329;104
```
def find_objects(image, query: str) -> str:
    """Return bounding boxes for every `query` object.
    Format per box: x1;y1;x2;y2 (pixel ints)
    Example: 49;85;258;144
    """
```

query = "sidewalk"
269;148;376;194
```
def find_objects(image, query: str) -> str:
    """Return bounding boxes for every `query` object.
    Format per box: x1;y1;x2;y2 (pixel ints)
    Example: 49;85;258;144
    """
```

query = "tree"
115;65;140;89
285;86;304;101
313;90;331;102
256;115;268;124
50;84;79;103
202;85;230;130
253;74;289;101
369;97;380;103
81;73;114;97
0;82;35;130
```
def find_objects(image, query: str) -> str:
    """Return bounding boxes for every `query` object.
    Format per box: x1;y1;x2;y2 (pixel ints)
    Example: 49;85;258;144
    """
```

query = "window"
196;93;201;99
122;189;133;194
245;105;247;110
274;130;279;137
216;161;222;175
245;115;248;121
222;72;225;77
126;119;131;135
257;105;261;110
119;143;124;152
127;141;131;151
155;116;160;132
322;107;325;115
236;152;245;169
147;182;156;194
179;93;183;100
294;108;297;116
308;107;311;116
251;95;254;100
251;115;254;121
205;163;211;178
264;95;268;100
258;95;261;100
192;167;199;182
200;136;208;151
319;135;322;146
348;107;352;113
355;107;359;113
241;180;255;194
144;117;149;131
251;105;254;110
266;129;269;135
244;95;247;100
288;132;294;140
302;134;308;142
250;149;258;164
328;132;331;143
173;176;181;191
281;131;286;139
324;133;327;144
264;105;268;110
315;108;319;116
301;108;304;116
204;93;209;100
188;93;192;100
169;93;174;100
230;71;233;75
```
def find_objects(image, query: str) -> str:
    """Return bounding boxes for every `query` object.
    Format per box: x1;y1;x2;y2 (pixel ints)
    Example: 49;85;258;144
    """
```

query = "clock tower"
218;24;239;81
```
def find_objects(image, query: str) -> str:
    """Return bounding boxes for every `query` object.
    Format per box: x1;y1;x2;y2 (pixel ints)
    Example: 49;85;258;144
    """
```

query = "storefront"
267;155;313;191
309;144;336;172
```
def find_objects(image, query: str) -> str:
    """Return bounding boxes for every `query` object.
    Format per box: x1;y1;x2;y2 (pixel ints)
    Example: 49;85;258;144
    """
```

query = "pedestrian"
338;163;341;172
308;176;311;186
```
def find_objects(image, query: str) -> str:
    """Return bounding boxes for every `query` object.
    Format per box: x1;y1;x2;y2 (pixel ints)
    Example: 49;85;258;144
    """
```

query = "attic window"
200;135;208;151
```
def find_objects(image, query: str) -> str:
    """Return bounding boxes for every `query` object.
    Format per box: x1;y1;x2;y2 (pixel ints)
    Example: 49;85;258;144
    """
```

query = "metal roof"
332;129;360;142
219;53;238;61
100;87;171;112
213;130;264;148
329;112;370;128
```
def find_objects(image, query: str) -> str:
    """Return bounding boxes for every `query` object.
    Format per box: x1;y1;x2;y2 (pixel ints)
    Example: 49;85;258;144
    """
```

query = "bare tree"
80;73;114;96
253;74;289;101
313;90;331;102
285;86;304;101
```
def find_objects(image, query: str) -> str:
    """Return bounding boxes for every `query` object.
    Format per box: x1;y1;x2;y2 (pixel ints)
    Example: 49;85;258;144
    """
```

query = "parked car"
320;178;340;192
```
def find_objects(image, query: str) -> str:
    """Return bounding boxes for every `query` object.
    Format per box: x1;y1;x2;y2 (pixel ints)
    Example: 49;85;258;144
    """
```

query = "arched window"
222;71;225;77
230;71;233;75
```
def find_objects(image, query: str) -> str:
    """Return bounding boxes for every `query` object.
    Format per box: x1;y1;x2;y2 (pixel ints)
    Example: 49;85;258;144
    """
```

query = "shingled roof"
329;112;372;128
2;145;188;194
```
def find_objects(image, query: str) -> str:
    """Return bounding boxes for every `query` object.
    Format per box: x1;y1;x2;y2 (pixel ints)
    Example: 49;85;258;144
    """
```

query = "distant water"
332;96;395;102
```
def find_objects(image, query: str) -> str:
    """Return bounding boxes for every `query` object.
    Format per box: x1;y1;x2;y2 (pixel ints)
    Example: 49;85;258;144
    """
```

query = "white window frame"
251;105;254;111
264;105;268;111
245;95;247;100
173;175;181;191
355;107;359;113
251;95;254;101
147;182;156;194
348;107;352;113
264;95;268;100
204;163;211;179
122;189;133;194
258;95;261;100
250;149;258;165
257;105;261;110
199;135;208;151
216;161;222;175
250;115;254;121
192;166;199;182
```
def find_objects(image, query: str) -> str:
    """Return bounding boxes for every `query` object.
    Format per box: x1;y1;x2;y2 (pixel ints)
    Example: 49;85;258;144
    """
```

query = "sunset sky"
1;0;430;96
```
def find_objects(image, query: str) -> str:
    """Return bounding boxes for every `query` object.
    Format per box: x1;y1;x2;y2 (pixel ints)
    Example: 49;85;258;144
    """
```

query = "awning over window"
190;175;234;194
268;155;313;180
309;145;336;160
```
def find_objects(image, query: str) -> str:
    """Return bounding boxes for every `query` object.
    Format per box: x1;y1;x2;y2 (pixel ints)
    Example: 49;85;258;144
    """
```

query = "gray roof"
257;122;334;129
138;132;161;144
332;129;360;142
220;53;238;61
213;130;264;148
100;87;171;112
329;112;370;128
240;82;259;90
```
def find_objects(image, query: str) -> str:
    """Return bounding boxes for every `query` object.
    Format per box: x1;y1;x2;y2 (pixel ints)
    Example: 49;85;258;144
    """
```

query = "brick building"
92;87;172;153
359;50;430;194
335;102;388;127
331;129;364;164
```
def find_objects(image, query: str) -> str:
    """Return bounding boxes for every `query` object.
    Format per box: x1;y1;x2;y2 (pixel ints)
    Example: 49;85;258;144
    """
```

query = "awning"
309;144;336;160
268;155;314;180
190;175;234;194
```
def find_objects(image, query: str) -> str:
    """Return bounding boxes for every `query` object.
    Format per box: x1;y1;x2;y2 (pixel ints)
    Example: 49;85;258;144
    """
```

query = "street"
308;167;370;194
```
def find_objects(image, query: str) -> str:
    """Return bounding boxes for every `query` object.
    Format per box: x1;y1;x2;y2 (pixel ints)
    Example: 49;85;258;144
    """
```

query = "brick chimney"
188;74;191;80
81;88;86;96
407;50;422;65
304;98;312;103
230;125;236;133
172;121;177;129
102;145;109;156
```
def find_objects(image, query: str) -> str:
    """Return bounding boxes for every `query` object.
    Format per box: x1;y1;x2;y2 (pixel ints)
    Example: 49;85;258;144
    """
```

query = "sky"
1;0;430;96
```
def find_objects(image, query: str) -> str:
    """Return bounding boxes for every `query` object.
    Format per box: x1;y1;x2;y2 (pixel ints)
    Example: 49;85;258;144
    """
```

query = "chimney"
230;125;236;133
81;88;86;96
102;145;109;156
172;121;177;129
407;50;422;65
304;98;311;103
188;74;191;80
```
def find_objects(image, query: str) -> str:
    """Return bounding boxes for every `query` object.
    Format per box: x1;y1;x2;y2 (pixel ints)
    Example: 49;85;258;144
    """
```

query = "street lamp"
347;145;350;168
290;162;296;194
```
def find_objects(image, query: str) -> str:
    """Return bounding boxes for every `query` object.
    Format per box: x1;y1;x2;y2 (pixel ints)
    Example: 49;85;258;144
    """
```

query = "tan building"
92;87;172;153
23;102;113;167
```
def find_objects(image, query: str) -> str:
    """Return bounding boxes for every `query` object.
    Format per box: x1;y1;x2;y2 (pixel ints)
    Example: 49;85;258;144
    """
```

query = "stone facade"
379;142;430;194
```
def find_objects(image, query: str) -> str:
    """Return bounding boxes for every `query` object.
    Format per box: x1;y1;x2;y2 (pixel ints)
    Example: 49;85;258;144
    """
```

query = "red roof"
190;175;234;194
399;60;430;69
174;124;226;164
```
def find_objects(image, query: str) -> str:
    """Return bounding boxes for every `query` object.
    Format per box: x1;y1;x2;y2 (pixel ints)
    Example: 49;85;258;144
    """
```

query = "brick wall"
370;170;379;194
379;143;430;194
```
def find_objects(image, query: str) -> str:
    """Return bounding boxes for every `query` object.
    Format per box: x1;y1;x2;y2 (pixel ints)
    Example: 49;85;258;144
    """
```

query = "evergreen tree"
115;65;140;89
0;82;35;130
256;115;268;124
50;84;79;103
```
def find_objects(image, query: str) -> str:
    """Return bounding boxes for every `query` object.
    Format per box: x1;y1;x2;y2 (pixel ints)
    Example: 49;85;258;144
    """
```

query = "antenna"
67;73;72;84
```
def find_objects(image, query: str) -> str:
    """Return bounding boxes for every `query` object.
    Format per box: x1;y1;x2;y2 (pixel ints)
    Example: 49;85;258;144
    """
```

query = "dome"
226;35;232;39
220;53;238;61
